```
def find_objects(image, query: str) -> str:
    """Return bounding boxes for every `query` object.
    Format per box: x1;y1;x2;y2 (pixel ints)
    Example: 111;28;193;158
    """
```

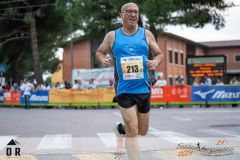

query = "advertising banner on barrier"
20;90;49;104
72;67;114;88
3;91;20;104
151;86;165;102
191;86;240;102
49;88;115;104
101;88;115;102
0;92;3;103
164;86;191;102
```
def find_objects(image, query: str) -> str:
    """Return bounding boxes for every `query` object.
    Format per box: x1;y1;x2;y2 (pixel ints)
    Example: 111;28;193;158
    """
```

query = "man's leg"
137;112;150;136
24;95;27;109
119;105;140;160
27;95;31;109
26;95;30;109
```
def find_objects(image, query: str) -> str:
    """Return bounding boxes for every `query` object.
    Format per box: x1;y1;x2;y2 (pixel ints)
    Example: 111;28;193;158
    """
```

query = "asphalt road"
0;107;240;159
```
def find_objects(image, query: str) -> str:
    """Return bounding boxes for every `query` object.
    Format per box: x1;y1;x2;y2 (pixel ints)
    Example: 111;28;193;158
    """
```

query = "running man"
96;2;163;160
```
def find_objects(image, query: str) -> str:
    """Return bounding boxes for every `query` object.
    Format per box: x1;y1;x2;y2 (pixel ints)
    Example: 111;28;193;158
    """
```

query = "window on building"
180;53;184;65
169;77;173;86
235;54;240;62
168;50;172;63
175;51;178;64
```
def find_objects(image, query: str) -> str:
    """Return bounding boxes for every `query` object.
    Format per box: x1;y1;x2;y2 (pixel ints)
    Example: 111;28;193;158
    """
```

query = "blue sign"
20;90;49;104
0;64;7;72
191;86;240;102
0;92;3;103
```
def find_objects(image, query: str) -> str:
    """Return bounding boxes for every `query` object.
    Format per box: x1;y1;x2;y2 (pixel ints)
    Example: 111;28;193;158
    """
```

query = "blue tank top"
112;27;150;95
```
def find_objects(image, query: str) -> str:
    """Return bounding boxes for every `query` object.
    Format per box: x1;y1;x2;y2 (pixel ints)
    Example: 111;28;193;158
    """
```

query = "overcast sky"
165;0;240;42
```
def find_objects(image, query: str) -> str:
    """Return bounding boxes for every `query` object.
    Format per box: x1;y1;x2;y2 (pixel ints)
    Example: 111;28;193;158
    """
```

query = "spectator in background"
215;78;224;86
72;80;82;89
204;74;212;85
54;82;60;89
60;81;65;89
154;76;167;87
45;83;51;90
88;79;96;89
176;76;185;86
20;78;34;109
11;82;20;91
35;83;43;90
65;81;72;89
192;77;202;86
229;77;239;85
192;77;202;108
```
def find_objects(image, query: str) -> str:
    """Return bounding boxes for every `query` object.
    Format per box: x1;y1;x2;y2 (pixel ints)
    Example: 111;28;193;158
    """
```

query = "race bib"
121;56;144;80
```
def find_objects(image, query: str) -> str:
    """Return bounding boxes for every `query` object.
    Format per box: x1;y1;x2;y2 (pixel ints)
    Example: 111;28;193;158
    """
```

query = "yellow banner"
49;88;115;103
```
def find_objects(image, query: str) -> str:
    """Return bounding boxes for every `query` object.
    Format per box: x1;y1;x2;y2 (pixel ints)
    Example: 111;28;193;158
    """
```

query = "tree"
0;0;69;83
56;0;234;39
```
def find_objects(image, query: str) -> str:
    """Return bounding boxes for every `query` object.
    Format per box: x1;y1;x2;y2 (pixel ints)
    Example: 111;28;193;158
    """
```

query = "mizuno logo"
30;95;48;101
212;91;240;99
194;89;215;99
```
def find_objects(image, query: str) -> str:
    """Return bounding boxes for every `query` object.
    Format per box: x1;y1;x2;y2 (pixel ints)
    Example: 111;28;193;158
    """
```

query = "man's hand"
101;58;112;68
147;60;158;70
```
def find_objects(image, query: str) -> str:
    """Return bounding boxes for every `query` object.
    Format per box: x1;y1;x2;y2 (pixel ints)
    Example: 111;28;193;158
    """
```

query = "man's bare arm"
96;31;114;68
146;30;163;70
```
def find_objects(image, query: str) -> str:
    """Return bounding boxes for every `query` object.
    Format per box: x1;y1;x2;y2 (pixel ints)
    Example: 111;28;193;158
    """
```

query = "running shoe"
113;122;126;137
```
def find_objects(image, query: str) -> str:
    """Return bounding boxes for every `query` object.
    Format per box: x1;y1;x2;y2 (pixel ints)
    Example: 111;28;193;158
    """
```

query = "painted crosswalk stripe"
37;134;72;150
0;136;18;150
199;129;240;137
97;133;116;147
149;127;206;144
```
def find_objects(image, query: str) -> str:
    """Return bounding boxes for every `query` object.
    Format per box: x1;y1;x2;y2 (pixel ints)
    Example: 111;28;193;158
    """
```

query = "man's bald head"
121;2;139;12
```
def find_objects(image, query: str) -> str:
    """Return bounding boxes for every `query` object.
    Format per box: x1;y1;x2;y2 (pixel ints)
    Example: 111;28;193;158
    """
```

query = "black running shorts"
115;93;151;113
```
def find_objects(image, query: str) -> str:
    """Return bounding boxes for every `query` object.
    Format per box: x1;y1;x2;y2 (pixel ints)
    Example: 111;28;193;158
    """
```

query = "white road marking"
149;127;206;144
37;134;72;150
171;117;191;122
0;136;18;150
97;133;116;147
199;129;240;137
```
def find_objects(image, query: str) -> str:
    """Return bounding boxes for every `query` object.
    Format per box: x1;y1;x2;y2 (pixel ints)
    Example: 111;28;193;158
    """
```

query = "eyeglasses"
123;9;139;16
